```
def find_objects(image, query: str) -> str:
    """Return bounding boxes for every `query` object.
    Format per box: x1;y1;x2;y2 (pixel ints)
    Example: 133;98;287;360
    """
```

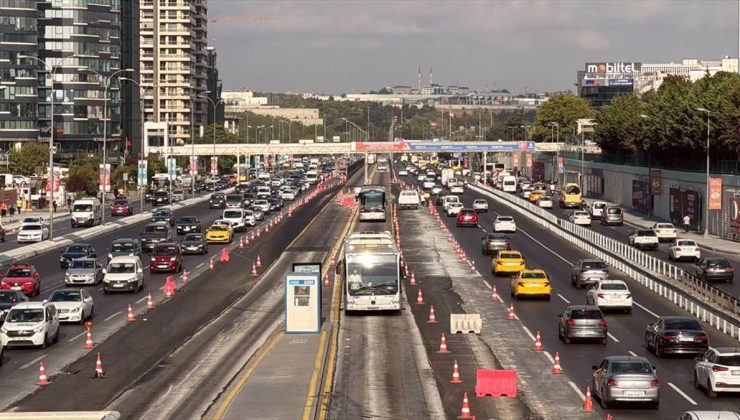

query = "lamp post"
696;107;712;238
20;54;81;240
119;77;154;211
197;93;220;177
548;122;560;187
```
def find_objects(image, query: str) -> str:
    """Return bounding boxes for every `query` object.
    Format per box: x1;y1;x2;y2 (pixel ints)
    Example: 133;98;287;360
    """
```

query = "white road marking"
628;350;639;357
668;382;698;405
517;226;572;265
20;354;47;370
104;310;122;322
569;380;586;400
634;301;660;318
521;325;536;341
136;296;147;304
543;350;554;363
607;332;620;343
482;279;492;290
196;262;204;269
557;293;571;304
68;330;87;342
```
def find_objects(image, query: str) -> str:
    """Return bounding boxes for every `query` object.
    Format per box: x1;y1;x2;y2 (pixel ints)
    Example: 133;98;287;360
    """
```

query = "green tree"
68;157;100;196
9;142;49;176
531;93;594;142
594;94;646;154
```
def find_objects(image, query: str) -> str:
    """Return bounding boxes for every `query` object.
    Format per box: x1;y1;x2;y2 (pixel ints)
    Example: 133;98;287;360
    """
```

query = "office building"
206;46;223;126
121;0;141;158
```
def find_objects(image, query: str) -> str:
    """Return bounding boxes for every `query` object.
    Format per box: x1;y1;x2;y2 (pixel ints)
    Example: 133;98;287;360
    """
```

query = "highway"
399;165;740;419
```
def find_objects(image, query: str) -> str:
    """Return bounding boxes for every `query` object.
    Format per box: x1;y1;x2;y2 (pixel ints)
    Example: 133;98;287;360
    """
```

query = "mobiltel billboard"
585;62;642;74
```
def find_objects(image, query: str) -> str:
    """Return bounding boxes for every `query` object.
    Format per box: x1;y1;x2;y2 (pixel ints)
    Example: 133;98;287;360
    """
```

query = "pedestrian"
683;214;691;233
8;205;15;222
52;200;57;213
0;201;6;220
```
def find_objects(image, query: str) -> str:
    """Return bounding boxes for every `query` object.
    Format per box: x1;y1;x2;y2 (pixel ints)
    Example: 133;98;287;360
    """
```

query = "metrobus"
367;154;377;165
338;231;401;312
559;182;582;209
377;156;389;172
357;185;387;222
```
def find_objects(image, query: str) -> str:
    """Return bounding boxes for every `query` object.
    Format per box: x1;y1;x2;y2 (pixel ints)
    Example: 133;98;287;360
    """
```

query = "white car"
588;201;608;218
493;216;517;233
103;256;145;293
253;199;271;213
243;210;257;226
652;223;677;242
537;196;553;209
17;223;49;243
422;180;435;189
694;348;740;398
417;174;427;182
222;209;247;232
0;301;60;348
450;185;464;195
280;189;296;201
569;210;592;226
472;199;488;213
442;195;460;211
628;229;659;250
431;185;443;195
398;190;421;210
586;279;633;313
398;169;408;176
48;289;94;323
20;217;45;227
669;239;701;261
521;190;532;200
446;202;464;216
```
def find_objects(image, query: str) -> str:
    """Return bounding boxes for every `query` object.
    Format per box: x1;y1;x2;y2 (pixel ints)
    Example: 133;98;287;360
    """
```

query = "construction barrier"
450;313;482;334
475;369;517;398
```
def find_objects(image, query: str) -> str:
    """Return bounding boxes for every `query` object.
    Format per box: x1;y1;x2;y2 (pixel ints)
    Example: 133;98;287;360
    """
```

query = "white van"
443;195;460;211
222;208;247;232
502;176;517;193
1;301;60;348
397;190;421;210
71;198;102;227
305;171;318;184
256;186;271;199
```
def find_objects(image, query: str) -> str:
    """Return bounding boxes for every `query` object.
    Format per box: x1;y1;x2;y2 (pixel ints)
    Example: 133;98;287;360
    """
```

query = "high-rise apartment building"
140;0;209;146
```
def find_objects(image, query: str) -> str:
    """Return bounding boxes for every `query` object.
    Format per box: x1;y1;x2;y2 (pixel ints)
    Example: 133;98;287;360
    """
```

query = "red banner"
512;153;520;168
709;177;723;210
650;169;662;196
210;157;218;175
730;196;740;235
525;153;533;168
98;164;111;192
354;141;408;152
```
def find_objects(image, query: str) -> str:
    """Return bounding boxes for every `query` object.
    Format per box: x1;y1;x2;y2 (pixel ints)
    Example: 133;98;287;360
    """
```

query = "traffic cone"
583;386;593;412
127;304;136;322
410;271;417;286
147;292;154;310
220;247;229;263
182;270;188;284
239;236;244;248
416;288;425;305
256;254;262;268
491;285;499;301
427;305;438;323
507;303;516;320
437;333;450;354
331;256;336;266
209;258;214;270
323;273;330;286
84;330;94;349
251;263;258;277
457;392;472;419
552;352;563;374
450;359;462;383
38;362;49;385
606;414;613;420
94;352;105;378
470;260;476;273
534;330;543;351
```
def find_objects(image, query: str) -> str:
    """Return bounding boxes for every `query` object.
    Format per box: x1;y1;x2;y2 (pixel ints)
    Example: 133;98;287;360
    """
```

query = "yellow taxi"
492;250;525;276
511;269;552;300
205;223;233;243
529;190;548;203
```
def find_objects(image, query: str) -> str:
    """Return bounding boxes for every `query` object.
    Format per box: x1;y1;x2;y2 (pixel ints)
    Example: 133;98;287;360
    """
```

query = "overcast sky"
208;0;738;94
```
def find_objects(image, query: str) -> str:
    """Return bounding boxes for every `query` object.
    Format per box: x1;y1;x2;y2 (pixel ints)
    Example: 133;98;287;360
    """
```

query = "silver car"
64;257;104;286
171;189;185;202
591;355;660;409
570;259;608;289
558;305;608;344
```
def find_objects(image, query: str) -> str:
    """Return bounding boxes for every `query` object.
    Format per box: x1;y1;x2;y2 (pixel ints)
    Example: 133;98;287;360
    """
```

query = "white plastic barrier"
450;313;482;334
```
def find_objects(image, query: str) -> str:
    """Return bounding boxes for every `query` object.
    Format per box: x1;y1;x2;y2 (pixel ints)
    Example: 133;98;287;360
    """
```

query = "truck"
397;190;421;210
440;168;454;187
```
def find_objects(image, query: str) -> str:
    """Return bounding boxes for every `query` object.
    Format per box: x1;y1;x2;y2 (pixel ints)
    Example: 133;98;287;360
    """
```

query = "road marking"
517;227;572;265
634;301;660;318
521;325;535;341
20;354;47;370
607;332;620;343
668;382;698;405
104;310;122;322
569;380;586;400
481;279;492;289
557;293;571;304
196;262;204;269
628;350;638;357
302;330;329;420
543;350;554;363
136;296;147;304
68;330;87;342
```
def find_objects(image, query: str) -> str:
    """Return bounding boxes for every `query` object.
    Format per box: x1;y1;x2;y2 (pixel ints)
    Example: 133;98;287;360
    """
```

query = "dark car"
139;222;173;252
108;238;142;263
59;243;96;268
175;216;201;235
645;316;708;357
695;258;735;283
225;194;244;208
181;233;207;255
456;209;478;227
209;193;226;209
152;208;175;226
481;233;511;255
558;305;608;344
110;198;134;216
144;189;155;202
149;243;183;273
267;196;283;211
0;223;4;242
235;184;250;194
435;194;447;206
242;193;256;207
0;290;29;323
152;191;170;206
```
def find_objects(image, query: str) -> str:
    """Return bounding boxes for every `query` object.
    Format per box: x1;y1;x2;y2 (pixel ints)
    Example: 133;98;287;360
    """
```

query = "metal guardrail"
471;183;740;341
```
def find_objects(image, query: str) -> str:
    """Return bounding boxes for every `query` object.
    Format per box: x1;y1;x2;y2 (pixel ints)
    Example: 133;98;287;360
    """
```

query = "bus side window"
336;258;344;275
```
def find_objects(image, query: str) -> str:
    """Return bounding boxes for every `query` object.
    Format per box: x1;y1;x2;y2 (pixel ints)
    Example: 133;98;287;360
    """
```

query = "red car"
111;198;134;216
0;264;41;296
456;209;479;227
149;243;183;273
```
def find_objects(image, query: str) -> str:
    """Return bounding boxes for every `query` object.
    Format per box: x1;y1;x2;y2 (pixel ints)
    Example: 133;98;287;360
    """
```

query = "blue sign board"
288;279;316;286
608;78;634;86
408;141;535;152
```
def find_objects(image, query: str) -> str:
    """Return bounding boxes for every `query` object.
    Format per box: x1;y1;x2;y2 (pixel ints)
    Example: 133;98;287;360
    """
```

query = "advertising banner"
354;141;408;153
557;157;565;174
632;180;650;214
526;153;533;168
650;169;662;196
166;158;177;180
210;157;218;175
512;153;520;168
189;156;198;176
709;177;723;210
48;167;61;193
137;160;148;186
532;161;545;181
730;196;740;235
98;163;111;192
670;188;701;229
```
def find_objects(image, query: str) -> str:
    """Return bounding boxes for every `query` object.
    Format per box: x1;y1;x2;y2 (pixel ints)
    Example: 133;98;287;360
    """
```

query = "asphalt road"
409;176;740;419
0;182;330;410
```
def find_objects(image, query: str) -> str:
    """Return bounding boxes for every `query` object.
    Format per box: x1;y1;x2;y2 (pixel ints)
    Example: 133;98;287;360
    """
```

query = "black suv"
175;216;202;235
209;193;226;209
152;191;170;206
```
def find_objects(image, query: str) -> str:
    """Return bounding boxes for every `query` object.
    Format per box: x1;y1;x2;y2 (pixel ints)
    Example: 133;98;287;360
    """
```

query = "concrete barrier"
450;313;482;334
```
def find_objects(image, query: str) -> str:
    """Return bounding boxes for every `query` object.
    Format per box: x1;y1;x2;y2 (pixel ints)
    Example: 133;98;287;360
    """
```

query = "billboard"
512;153;520;168
98;163;111;192
670;188;701;229
353;141;408;152
525;153;533;168
210;157;218;175
650;169;662;196
632;180;650;214
608;78;634;86
137;160;148;186
189;156;198;176
730;196;740;235
709;177;723;210
585;62;642;74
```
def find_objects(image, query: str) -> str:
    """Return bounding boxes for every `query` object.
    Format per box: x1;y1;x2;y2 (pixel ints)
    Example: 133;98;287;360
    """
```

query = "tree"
68;157;100;196
594;94;645;154
9;142;49;176
531;93;594;142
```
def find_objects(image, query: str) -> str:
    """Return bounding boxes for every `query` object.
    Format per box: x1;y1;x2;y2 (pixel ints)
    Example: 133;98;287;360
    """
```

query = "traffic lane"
9;182;344;412
444;190;740;417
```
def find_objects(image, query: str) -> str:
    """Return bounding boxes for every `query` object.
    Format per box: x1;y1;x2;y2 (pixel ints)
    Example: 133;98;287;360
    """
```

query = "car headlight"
151;257;156;262
71;307;81;312
108;253;113;259
65;272;71;279
33;325;44;333
170;257;177;261
0;327;7;334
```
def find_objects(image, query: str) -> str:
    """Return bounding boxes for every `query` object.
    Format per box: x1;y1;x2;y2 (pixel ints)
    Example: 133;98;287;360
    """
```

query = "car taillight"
151;257;156;262
598;319;607;328
705;268;713;272
566;319;575;327
697;334;708;343
606;378;618;387
712;365;729;372
544;282;550;287
675;247;682;251
650;379;660;387
661;334;677;341
729;268;736;273
626;294;632;298
597;293;605;298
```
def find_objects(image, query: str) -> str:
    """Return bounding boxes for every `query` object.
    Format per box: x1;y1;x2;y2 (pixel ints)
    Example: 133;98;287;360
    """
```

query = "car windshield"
520;272;546;279
144;225;167;233
112;242;136;252
73;204;93;212
607;208;622;214
499;252;521;259
656;223;674;229
0;291;20;303
574;211;589;216
178;217;197;223
600;282;627;290
474;200;486;204
154;210;170;217
346;254;398;296
593;203;607;209
70;260;95;269
184;234;203;241
226;195;242;201
6;268;32;277
153;246;177;256
50;291;82;302
564;185;581;194
637;230;656;236
211;194;224;199
717;355;740;367
570;308;603;319
486;234;506;241
22;225;41;231
224;211;243;218
108;263;135;273
22;218;40;223
6;308;43;323
582;261;607;270
65;245;87;253
677;240;697;247
114;199;128;205
611;362;653;374
707;259;731;268
664;318;702;330
210;225;228;232
497;217;513;222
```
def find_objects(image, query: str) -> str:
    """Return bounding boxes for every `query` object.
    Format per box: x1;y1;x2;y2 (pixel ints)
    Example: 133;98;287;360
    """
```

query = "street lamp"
119;77;155;211
19;54;81;240
696;107;711;238
197;92;219;178
548;122;561;187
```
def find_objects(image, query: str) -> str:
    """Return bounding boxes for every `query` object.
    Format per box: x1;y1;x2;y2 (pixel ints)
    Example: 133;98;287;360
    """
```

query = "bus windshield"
346;254;398;296
359;191;385;212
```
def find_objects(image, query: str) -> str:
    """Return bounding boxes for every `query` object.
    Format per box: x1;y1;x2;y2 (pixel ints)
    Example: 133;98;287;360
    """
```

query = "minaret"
418;66;421;92
429;66;433;85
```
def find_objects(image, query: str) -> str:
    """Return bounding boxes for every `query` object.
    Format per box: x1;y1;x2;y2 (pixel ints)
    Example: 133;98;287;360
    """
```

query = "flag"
125;138;132;149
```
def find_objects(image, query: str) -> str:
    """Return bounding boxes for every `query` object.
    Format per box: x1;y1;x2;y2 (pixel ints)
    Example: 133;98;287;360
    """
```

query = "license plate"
624;390;644;397
679;337;695;342
732;370;740;376
187;246;199;251
11;286;21;291
527;283;540;287
158;265;168;269
113;283;124;288
183;227;190;231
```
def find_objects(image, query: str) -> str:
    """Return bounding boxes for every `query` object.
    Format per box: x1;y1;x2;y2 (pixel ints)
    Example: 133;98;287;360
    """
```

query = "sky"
207;0;738;95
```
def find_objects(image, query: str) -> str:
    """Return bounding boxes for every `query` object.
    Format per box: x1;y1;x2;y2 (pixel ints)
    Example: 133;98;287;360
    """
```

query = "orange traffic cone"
245;236;250;247
416;288;425;305
331;256;336;266
534;330;543;351
251;263;258;277
239;236;244;248
507;303;516;320
147;292;154;310
38;362;49;385
450;359;462;383
606;414;613;420
491;285;499;301
84;330;94;349
457;391;472;419
94;352;105;378
470;260;476;273
410;271;417;286
182;270;189;284
323;273;330;286
256;254;262;268
437;333;450;354
220;247;229;263
427;305;438;324
127;304;136;323
209;258;214;270
583;386;593;412
552;352;563;374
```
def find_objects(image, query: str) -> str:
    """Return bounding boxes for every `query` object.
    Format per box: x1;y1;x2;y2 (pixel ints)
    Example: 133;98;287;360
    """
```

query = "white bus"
367;153;377;165
377;156;388;172
338;231;400;312
357;185;386;222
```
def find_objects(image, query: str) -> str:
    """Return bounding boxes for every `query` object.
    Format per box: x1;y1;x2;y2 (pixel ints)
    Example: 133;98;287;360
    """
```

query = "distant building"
223;90;269;111
206;46;224;126
390;85;413;95
224;114;240;135
247;107;323;126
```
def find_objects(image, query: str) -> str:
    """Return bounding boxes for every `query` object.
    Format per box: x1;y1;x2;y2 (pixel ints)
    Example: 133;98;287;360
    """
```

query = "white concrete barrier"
450;313;482;334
